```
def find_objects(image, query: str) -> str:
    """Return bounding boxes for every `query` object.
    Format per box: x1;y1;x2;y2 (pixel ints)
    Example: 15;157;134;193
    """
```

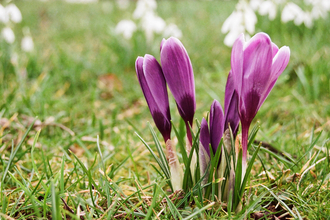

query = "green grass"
0;1;329;219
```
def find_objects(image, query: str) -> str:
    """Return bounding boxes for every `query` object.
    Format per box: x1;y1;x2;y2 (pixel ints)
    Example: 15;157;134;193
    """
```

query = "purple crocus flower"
160;37;196;146
209;100;224;154
199;118;210;183
199;118;211;158
231;32;290;172
224;71;240;138
135;55;171;142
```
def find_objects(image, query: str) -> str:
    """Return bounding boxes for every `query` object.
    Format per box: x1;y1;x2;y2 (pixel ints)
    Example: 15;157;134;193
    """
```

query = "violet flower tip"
160;38;166;51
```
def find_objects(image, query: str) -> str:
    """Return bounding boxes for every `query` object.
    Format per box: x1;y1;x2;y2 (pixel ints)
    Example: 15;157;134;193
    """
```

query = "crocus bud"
224;71;240;138
160;37;197;180
209;100;224;154
199;118;210;184
160;37;196;145
135;55;171;141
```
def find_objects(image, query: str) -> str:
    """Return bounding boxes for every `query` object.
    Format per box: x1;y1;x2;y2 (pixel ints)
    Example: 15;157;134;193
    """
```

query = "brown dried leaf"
98;74;122;99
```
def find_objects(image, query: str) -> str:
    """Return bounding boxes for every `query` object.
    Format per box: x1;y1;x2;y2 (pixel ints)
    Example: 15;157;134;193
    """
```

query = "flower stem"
185;121;193;148
241;123;249;178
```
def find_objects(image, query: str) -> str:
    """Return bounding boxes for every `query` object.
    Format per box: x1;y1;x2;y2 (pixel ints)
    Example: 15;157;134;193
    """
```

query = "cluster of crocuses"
135;33;290;200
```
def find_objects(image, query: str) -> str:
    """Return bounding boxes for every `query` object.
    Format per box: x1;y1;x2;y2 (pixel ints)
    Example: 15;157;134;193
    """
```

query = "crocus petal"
271;43;279;58
240;33;273;124
209;100;224;154
242;33;273;93
143;54;170;120
224;71;240;137
200;118;210;157
259;46;290;108
231;33;245;96
136;56;171;141
160;37;196;126
270;46;291;80
160;38;165;51
199;142;210;186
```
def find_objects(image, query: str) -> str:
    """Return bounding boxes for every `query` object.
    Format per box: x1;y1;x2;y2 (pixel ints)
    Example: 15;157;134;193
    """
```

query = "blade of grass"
261;185;297;218
182;202;215;220
2;118;36;183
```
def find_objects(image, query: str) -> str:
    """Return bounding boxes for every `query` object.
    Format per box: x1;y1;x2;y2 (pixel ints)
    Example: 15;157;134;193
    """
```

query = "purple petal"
270;46;290;81
209;100;224;153
200;118;210;157
143;54;170;120
271;43;279;58
160;38;166;51
240;33;273;122
240;89;261;125
231;33;245;96
259;46;290;109
224;71;240;137
135;56;171;141
160;37;196;125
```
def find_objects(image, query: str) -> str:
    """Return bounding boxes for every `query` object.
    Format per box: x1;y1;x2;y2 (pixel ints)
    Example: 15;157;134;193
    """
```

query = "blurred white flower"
0;4;8;23
221;0;256;46
6;4;22;23
309;0;330;19
141;11;166;41
21;36;34;52
281;3;303;23
250;0;263;10
223;0;330;47
115;0;182;44
281;2;313;27
115;20;137;39
116;0;130;10
163;23;182;39
258;1;277;20
2;27;15;44
133;0;157;19
65;0;98;3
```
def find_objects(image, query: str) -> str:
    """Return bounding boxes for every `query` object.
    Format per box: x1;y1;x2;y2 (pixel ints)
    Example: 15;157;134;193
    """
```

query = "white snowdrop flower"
222;11;244;46
310;0;330;19
0;4;9;23
244;4;257;34
21;36;34;52
273;0;285;4
65;0;98;3
258;1;277;20
321;0;330;10
116;0;130;10
224;25;246;47
6;4;22;23
2;27;15;44
221;11;241;35
303;12;313;28
115;20;137;39
249;0;263;11
281;2;305;25
311;6;324;19
143;12;166;34
222;0;256;46
133;0;157;19
163;23;182;39
141;12;166;42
